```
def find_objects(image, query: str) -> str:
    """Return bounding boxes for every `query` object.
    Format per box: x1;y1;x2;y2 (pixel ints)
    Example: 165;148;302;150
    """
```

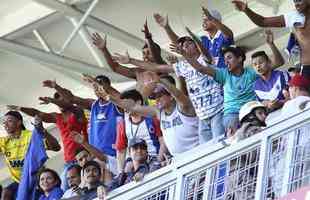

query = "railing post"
255;135;269;200
280;130;297;196
174;169;185;200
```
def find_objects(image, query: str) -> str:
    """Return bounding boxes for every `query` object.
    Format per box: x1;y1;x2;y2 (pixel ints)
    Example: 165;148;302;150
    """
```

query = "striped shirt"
174;55;224;119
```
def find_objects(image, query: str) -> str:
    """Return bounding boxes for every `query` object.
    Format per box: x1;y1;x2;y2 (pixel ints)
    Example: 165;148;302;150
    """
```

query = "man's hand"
121;98;137;112
169;43;185;56
82;74;96;85
71;131;85;145
142;19;152;39
113;52;131;64
153;13;169;28
97;186;107;200
42;80;57;89
299;100;310;110
7;105;20;111
133;172;144;182
166;55;178;65
232;0;248;12
265;30;274;45
38;97;53;105
92;33;107;50
33;115;45;133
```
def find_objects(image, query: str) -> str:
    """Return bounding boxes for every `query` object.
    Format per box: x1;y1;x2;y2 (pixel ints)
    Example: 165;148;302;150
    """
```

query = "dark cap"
5;111;26;130
95;75;111;86
128;137;147;148
289;74;310;88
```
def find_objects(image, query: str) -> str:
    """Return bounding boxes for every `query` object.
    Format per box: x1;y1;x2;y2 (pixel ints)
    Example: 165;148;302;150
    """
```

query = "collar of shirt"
205;30;222;43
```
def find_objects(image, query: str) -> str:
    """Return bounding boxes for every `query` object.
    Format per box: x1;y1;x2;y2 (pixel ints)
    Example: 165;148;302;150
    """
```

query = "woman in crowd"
38;168;63;200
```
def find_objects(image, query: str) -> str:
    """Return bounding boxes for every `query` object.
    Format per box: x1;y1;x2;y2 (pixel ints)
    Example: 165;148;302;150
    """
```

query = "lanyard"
130;121;141;138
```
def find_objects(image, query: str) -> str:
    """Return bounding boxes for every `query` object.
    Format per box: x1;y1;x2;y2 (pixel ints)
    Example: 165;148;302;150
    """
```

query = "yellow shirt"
0;130;32;183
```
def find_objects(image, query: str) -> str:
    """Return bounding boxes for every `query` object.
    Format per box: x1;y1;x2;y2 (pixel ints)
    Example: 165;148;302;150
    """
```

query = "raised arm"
185;26;212;63
265;30;285;69
42;80;94;110
71;131;107;162
159;78;196;116
95;86;158;117
153;13;179;43
7;105;57;123
202;7;234;39
232;0;285;27
91;33;138;79
33;116;61;152
142;20;166;64
113;52;174;74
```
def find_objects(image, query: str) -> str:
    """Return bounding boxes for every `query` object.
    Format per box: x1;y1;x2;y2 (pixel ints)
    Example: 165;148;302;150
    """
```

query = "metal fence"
108;109;310;200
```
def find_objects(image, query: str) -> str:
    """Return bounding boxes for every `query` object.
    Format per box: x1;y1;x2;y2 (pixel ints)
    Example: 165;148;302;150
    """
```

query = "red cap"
289;74;310;88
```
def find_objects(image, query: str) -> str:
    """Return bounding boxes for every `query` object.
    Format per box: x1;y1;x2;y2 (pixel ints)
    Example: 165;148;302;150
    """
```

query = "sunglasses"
293;0;304;3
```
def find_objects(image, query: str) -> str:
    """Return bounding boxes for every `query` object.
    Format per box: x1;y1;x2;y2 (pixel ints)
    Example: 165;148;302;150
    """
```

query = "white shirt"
160;105;199;155
174;55;224;120
62;188;79;199
124;113;158;156
281;96;310;118
284;11;305;29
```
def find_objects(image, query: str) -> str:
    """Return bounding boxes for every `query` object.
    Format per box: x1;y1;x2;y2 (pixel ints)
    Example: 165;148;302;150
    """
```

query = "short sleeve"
115;119;127;151
214;68;227;85
283;11;305;28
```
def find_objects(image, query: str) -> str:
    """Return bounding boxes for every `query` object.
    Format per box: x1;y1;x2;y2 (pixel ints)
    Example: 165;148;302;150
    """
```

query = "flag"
16;128;48;200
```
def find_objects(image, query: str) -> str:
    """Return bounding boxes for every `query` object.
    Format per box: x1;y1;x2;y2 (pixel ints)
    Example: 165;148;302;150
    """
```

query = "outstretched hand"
71;131;85;144
82;74;96;85
42;80;57;89
153;13;169;28
113;52;131;64
265;29;274;44
33;115;44;132
142;19;152;39
231;0;247;12
7;105;20;111
92;33;107;50
38;97;53;105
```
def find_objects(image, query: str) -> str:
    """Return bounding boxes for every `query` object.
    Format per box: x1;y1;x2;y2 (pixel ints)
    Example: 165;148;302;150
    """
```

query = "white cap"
209;9;222;22
239;101;266;122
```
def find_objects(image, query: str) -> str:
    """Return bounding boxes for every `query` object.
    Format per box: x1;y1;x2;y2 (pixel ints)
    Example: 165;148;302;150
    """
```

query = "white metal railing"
107;108;310;200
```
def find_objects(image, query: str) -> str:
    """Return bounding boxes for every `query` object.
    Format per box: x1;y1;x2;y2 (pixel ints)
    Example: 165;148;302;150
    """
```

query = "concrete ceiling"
0;0;296;182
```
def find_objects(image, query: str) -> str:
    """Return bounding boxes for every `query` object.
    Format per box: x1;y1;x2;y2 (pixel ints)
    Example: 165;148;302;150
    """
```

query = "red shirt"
55;113;88;162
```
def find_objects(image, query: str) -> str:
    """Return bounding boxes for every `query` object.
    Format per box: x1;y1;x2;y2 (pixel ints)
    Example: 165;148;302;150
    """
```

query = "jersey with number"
89;100;123;157
174;55;224;120
0;130;32;183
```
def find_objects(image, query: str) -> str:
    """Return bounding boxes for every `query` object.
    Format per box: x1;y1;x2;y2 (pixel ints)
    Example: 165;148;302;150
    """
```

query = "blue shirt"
254;70;290;102
89;100;123;157
214;67;258;115
39;187;63;200
201;31;234;69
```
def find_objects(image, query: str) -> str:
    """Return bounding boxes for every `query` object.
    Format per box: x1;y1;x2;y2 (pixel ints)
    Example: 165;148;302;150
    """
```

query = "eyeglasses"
293;0;304;3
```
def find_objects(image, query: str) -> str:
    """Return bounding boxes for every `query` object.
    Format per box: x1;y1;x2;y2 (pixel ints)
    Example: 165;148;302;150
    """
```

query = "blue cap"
128;137;147;148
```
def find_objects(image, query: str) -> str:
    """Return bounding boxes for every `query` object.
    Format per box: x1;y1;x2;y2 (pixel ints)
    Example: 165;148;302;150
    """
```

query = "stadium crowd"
1;0;310;199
